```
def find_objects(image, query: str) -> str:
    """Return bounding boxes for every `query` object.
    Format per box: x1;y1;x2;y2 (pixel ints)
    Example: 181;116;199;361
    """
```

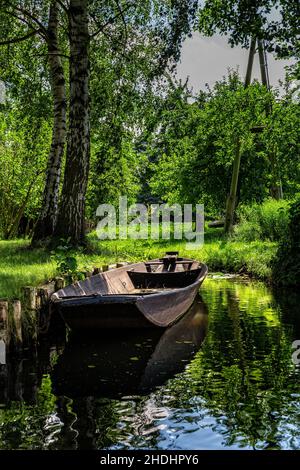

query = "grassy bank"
0;228;277;299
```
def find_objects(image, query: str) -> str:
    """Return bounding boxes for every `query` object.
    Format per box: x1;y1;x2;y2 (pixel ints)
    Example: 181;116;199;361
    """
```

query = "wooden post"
84;271;92;278
0;299;9;352
244;37;256;87
37;288;49;308
92;267;101;275
36;287;53;337
224;38;257;235
224;137;241;234
257;39;269;88
116;262;128;268
10;300;22;347
55;277;65;291
21;286;36;310
21;287;38;346
102;264;109;272
257;39;283;200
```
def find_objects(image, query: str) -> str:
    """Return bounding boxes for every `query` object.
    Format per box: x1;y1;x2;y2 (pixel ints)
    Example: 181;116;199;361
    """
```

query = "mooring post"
92;267;102;275
0;299;9;353
21;286;38;346
84;271;92;278
54;277;65;291
36;287;52;337
21;286;36;310
37;288;49;308
102;264;109;272
10;300;22;348
116;262;128;268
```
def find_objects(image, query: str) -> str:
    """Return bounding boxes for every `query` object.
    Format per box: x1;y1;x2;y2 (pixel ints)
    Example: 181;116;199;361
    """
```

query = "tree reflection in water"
0;280;299;450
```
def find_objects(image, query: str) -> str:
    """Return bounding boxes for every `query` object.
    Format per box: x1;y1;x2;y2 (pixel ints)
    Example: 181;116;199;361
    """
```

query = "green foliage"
0;374;58;450
87;138;146;216
50;239;85;281
0;105;51;238
145;72;299;215
234;199;290;242
0;25;52;239
198;0;300;78
86;0;199;217
272;197;300;285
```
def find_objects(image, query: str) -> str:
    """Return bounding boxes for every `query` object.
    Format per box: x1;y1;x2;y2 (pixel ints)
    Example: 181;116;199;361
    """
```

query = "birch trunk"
54;0;90;245
32;1;67;242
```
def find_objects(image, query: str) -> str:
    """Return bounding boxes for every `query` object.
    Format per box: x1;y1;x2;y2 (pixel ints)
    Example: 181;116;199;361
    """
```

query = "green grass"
0;240;56;299
234;199;290;242
0;227;277;299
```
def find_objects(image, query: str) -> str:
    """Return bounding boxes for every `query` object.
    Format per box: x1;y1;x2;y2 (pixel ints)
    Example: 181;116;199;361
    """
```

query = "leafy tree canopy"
198;0;300;76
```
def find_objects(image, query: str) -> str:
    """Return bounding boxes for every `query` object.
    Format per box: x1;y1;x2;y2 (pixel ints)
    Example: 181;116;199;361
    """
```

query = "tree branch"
14;6;49;36
100;28;128;55
90;2;133;39
0;28;40;46
2;10;47;40
56;0;70;15
114;0;128;44
3;10;37;29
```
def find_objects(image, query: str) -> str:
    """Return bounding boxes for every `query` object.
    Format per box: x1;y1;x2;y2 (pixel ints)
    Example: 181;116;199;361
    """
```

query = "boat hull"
55;277;205;330
52;256;208;330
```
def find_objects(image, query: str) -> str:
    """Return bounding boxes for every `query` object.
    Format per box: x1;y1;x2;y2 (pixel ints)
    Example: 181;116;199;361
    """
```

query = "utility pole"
258;39;283;200
224;38;256;234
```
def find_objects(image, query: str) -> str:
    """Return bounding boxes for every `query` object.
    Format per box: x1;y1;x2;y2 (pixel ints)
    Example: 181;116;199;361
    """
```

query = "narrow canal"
0;278;299;449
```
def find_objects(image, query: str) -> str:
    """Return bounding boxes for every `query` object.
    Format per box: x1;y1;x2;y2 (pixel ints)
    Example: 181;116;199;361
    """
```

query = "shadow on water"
52;297;209;398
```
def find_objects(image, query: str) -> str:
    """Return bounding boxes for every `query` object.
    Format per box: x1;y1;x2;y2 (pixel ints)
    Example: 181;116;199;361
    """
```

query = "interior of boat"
52;253;203;299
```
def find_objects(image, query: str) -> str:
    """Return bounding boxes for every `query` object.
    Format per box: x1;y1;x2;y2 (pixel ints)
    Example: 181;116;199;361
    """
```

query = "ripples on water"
0;278;299;450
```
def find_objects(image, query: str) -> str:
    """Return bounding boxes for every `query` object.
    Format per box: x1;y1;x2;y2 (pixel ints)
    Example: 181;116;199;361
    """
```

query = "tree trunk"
6;176;36;239
32;1;67;243
54;0;90;245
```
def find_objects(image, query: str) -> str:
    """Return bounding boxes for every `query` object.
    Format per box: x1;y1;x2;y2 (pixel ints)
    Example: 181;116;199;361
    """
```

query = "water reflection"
52;297;208;450
0;279;300;450
52;297;208;398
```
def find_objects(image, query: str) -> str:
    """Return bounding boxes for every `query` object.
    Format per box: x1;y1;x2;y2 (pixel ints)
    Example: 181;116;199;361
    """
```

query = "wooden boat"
51;252;208;330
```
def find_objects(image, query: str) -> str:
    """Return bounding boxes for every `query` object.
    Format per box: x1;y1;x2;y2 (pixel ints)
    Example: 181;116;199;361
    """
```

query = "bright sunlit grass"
0;228;277;299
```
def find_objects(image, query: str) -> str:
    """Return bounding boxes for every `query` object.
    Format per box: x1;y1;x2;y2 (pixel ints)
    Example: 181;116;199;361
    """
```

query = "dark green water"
0;278;299;450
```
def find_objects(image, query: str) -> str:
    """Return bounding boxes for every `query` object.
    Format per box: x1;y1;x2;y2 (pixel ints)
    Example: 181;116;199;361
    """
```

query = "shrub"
234;199;290;242
272;197;300;286
50;238;86;281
